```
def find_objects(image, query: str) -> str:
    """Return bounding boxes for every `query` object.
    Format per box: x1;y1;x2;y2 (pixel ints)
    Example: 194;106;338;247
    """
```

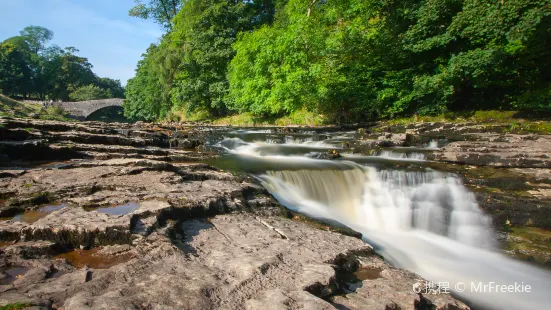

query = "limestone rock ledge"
1;213;468;310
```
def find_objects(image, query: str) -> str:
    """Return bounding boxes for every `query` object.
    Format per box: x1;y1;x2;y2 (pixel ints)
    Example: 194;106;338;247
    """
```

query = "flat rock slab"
0;213;467;309
22;207;132;247
433;134;551;168
0;158;265;220
0;201;172;246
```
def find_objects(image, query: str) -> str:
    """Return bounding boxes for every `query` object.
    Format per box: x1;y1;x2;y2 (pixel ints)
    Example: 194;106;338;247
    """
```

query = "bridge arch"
55;98;124;120
85;105;128;122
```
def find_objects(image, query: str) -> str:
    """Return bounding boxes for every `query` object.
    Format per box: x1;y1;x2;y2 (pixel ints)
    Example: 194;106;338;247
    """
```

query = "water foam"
252;158;551;309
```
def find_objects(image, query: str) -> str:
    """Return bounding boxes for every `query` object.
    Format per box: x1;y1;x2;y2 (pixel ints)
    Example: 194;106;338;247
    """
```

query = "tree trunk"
160;0;173;30
307;0;317;17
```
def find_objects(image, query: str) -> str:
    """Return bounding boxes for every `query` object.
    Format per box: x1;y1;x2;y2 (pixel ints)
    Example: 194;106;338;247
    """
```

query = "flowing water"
210;128;551;309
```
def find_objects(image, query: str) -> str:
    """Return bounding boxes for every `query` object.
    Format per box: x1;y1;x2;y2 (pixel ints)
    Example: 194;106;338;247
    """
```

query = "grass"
0;303;30;310
38;106;71;121
171;108;329;127
0;94;41;118
385;110;551;134
505;226;551;264
0;95;70;121
169;108;551;131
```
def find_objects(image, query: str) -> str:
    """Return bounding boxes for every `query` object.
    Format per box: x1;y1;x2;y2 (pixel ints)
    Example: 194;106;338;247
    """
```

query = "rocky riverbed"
1;118;550;309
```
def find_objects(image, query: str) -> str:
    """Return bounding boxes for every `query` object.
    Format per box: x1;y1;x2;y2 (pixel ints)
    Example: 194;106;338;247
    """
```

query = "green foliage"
69;84;112;101
39;106;69;121
1;26;124;102
129;0;183;30
0;42;32;96
95;77;125;98
205;109;327;126
19;25;53;53
124;43;176;121
0;303;30;310
126;0;551;123
169;0;278;116
124;0;279;120
0;94;41;118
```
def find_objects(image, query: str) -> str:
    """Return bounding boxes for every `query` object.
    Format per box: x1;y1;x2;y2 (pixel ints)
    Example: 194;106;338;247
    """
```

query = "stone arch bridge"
54;98;124;120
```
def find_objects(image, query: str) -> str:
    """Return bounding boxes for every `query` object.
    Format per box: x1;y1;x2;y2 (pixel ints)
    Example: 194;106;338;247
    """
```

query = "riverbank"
173;109;551;135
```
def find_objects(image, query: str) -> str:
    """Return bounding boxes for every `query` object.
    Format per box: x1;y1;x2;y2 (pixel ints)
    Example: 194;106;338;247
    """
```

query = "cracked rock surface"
0;118;468;309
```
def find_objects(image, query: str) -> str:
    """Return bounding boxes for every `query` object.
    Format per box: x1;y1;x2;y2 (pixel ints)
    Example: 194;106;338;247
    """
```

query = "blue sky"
0;0;163;85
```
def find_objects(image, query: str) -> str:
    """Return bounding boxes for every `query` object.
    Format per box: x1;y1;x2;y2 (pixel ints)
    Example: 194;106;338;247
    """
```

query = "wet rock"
13;267;49;287
131;216;158;237
0;119;211;162
0;169;26;179
0;140;51;160
171;135;204;149
0;118;474;309
315;150;342;160
95;244;132;256
73;158;175;171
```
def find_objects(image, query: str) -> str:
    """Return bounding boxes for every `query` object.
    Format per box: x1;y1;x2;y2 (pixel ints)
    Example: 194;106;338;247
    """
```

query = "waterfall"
253;159;551;310
377;150;426;160
261;166;494;248
215;134;551;309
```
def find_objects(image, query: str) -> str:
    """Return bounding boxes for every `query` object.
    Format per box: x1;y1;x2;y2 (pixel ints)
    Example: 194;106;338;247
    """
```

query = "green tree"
95;77;125;98
3;35;40;99
170;0;278;116
19;26;53;53
124;44;175;121
127;0;551;122
229;0;551;120
129;0;183;30
69;84;112;101
125;0;279;121
228;0;366;118
0;42;32;97
37;46;96;101
1;26;125;102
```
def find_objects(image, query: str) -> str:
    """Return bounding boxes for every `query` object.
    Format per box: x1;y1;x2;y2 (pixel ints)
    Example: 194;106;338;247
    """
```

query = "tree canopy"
69;84;112;102
0;26;125;101
125;0;551;122
129;0;183;30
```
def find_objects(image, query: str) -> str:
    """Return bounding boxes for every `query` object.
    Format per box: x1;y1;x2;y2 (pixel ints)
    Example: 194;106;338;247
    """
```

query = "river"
208;127;551;310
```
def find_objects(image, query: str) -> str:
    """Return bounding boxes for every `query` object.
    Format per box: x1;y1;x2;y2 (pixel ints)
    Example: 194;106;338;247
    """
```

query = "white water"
377;150;426;160
428;140;439;148
256;163;551;309
259;166;494;248
220;137;551;309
